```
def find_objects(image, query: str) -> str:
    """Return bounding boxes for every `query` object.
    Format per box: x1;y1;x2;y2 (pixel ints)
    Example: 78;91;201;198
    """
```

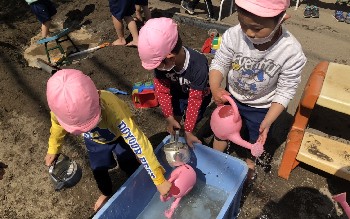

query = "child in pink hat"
209;0;307;181
45;69;171;212
138;17;212;147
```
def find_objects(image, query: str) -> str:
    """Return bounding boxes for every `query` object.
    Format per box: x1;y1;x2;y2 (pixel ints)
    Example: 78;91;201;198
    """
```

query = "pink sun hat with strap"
46;69;101;135
235;0;290;17
138;17;178;70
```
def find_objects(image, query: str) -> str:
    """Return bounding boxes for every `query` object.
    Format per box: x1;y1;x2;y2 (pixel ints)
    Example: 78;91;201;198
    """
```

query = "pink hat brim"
141;60;161;70
236;0;286;17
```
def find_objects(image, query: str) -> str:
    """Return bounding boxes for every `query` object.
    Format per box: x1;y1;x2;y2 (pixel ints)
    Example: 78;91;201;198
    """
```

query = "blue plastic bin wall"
94;136;248;219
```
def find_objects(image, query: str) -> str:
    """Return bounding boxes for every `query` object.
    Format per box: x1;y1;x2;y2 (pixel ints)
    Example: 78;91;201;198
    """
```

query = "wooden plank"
297;131;350;181
317;62;350;115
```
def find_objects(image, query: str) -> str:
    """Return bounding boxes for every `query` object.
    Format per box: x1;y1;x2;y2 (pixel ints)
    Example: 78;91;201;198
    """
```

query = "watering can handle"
48;153;66;191
222;95;240;121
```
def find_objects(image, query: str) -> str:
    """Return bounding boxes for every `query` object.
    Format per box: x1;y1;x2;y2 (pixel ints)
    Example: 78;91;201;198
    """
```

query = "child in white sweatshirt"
209;0;307;181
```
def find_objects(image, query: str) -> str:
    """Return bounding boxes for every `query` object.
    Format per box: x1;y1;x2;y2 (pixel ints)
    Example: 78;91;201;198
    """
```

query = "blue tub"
93;136;248;219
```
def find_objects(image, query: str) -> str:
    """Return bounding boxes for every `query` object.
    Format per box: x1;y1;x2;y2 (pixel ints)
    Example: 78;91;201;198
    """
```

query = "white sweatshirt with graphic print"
210;25;307;108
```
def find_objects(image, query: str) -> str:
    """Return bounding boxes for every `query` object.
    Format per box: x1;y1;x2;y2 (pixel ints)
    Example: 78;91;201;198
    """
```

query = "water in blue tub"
137;179;228;219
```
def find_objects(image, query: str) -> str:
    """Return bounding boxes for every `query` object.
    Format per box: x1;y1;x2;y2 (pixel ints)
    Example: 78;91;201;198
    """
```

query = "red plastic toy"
132;81;158;108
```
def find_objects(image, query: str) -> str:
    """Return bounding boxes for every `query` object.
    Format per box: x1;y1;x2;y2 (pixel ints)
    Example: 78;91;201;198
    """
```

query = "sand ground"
0;0;349;218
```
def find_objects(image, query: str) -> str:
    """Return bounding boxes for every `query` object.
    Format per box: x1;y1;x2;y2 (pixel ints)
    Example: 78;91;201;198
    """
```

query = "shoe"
304;6;312;18
346;12;350;24
311;6;319;18
206;15;216;22
336;0;348;3
335;10;345;22
181;1;194;15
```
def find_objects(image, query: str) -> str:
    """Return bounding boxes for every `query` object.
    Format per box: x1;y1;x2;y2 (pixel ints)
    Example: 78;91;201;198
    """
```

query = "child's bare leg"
92;168;112;211
112;15;126;46
246;158;255;170
124;16;138;47
94;194;110;212
246;157;256;181
213;138;228;152
41;21;51;38
142;5;152;21
135;5;143;22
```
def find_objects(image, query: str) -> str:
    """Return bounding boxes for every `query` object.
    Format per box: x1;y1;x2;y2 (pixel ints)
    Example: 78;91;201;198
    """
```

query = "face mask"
157;57;176;71
157;63;175;71
246;13;285;45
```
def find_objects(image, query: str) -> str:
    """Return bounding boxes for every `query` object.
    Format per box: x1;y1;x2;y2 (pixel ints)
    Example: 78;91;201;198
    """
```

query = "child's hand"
258;120;271;145
157;179;172;197
0;162;7;180
185;132;202;147
166;116;181;134
212;88;231;105
45;153;58;166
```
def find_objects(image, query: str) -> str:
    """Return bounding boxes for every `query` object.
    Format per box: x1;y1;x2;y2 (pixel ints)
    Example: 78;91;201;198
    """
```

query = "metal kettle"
48;154;82;191
163;130;191;167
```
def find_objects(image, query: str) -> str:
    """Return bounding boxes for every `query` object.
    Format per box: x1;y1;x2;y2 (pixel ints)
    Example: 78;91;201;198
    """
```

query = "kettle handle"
48;153;61;174
55;181;65;191
222;95;240;122
48;153;68;191
174;129;180;147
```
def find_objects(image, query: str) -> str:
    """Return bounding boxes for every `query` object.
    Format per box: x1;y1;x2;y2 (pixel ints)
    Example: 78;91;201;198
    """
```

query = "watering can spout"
333;193;350;218
227;133;264;157
227;133;251;150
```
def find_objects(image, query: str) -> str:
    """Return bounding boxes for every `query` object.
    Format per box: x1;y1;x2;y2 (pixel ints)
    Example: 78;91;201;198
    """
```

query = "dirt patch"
0;0;350;219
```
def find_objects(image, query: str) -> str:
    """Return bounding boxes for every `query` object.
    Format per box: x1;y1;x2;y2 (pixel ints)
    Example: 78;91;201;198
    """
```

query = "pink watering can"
333;192;350;218
210;95;264;157
160;164;196;219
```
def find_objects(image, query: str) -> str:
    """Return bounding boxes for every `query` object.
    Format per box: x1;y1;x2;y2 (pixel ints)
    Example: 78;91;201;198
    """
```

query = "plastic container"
132;90;158;108
93;136;248;219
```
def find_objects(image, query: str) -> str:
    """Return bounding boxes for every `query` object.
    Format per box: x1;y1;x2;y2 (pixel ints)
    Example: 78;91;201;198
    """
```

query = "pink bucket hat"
46;69;101;135
138;17;178;70
235;0;290;17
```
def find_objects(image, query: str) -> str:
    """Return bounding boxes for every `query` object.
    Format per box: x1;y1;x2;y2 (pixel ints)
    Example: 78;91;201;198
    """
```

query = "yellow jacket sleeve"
47;112;67;154
117;115;166;186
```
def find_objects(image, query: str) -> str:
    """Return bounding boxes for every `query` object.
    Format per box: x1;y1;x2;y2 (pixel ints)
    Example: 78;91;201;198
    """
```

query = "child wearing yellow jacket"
45;69;171;212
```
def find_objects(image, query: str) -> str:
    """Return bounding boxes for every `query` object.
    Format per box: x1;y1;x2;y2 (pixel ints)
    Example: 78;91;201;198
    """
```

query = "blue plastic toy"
106;88;128;95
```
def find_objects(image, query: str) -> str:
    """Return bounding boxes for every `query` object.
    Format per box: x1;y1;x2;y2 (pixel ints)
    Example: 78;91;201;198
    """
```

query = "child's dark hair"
171;34;183;54
236;5;285;22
